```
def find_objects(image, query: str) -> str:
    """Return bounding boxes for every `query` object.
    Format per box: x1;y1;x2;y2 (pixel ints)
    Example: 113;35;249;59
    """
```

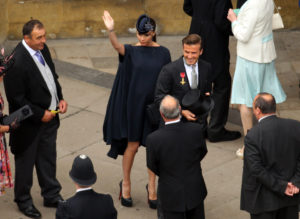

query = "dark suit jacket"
237;0;247;8
183;0;232;81
4;42;63;154
155;57;212;106
146;121;207;212
242;115;300;214
56;189;117;219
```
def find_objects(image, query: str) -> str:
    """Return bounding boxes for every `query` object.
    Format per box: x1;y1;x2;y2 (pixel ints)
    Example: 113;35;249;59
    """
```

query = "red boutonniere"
180;72;186;85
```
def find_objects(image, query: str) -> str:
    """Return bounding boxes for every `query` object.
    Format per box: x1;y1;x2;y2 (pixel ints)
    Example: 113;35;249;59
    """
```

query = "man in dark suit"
56;154;117;219
4;20;67;218
242;92;300;219
183;0;241;142
155;34;212;132
147;95;207;219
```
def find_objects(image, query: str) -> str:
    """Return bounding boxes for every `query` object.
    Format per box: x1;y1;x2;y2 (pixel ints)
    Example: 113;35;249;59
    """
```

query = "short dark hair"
23;20;44;36
182;34;202;48
254;92;276;114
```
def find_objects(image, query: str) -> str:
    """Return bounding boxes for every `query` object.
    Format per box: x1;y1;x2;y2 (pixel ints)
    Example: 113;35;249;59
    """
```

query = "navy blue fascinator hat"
136;14;154;34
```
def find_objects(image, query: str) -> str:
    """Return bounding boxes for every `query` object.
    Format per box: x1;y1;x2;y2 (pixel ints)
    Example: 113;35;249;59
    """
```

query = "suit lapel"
197;59;204;92
177;57;191;90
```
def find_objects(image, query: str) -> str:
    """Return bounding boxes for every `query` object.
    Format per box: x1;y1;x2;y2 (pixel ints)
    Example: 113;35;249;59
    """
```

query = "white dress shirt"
183;58;199;88
76;187;92;193
165;119;180;125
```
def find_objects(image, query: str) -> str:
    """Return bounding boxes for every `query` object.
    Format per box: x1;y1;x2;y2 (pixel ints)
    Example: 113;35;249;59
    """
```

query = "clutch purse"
272;2;284;30
2;105;33;125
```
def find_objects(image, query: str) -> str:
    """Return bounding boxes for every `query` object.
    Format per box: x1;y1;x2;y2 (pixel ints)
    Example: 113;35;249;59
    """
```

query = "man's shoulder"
66;190;112;204
163;57;183;70
149;122;202;137
93;191;113;200
13;42;27;58
198;58;211;69
279;117;300;125
147;127;165;140
180;122;204;136
248;116;300;138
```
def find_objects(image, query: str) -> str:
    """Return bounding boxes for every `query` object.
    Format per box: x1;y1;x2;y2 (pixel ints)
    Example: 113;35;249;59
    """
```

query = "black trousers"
207;69;232;138
14;119;61;209
162;202;205;219
250;205;298;219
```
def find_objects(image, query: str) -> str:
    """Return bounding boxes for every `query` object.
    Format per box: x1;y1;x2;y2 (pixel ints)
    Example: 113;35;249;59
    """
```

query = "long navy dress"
103;44;171;159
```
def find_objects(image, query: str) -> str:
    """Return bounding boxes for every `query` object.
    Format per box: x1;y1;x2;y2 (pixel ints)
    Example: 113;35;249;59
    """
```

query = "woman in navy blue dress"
102;11;171;208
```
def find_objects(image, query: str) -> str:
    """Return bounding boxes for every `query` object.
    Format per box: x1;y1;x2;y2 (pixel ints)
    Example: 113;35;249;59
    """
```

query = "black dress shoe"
19;205;41;219
119;180;133;207
44;195;64;208
208;129;241;142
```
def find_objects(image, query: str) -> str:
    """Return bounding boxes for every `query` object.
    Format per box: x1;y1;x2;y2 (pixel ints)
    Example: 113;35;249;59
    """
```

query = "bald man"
146;95;207;219
241;92;300;219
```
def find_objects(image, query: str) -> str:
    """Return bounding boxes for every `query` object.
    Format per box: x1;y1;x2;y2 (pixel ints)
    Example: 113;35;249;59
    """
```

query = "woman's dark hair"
23;20;44;37
149;18;156;42
254;92;276;114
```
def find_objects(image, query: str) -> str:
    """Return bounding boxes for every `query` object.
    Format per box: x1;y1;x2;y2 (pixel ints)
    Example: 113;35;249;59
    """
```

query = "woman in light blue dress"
227;0;286;158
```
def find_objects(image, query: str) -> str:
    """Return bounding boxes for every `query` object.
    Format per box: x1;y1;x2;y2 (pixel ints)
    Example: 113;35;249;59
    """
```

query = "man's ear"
253;107;261;117
199;48;203;56
160;112;164;119
24;35;30;42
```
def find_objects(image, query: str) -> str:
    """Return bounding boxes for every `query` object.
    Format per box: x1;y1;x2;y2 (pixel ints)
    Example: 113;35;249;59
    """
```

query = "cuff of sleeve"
232;21;238;28
279;180;288;196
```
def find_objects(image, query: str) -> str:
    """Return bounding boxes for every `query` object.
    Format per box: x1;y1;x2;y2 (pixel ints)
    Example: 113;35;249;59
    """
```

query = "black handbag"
2;105;33;125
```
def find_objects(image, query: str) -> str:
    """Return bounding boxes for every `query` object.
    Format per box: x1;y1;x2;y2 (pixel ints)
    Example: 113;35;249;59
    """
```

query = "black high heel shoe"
146;184;157;209
119;180;133;207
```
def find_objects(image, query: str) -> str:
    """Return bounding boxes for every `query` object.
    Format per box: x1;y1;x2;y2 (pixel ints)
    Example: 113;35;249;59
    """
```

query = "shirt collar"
183;57;198;68
76;187;92;193
22;39;38;57
165;119;180;125
258;114;276;122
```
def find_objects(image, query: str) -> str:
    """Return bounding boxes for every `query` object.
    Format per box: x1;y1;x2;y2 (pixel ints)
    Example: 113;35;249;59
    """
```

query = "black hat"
136;14;154;34
69;154;97;186
182;89;214;117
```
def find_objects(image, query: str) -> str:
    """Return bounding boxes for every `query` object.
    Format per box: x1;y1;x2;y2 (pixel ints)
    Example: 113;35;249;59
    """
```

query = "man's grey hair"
159;95;180;119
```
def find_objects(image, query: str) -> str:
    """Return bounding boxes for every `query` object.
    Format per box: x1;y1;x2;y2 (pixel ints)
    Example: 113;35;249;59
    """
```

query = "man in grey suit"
242;92;300;219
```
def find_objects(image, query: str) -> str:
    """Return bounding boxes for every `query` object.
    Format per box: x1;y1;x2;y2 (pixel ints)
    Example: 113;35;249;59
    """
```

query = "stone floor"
0;30;299;218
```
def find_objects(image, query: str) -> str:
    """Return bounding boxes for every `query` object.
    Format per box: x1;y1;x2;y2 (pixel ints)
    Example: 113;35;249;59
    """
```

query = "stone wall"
0;0;8;44
3;0;300;40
